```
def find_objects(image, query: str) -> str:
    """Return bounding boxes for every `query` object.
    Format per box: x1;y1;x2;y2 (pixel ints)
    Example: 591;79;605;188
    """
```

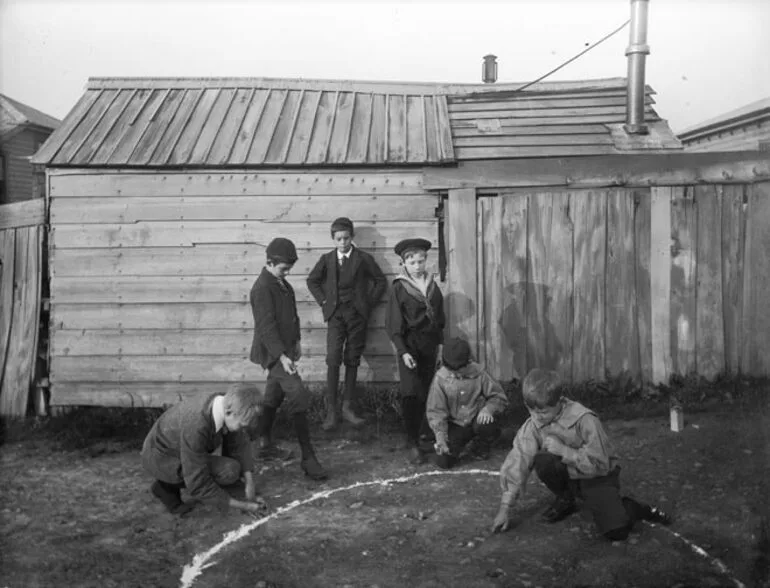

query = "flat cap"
442;337;472;370
394;238;432;258
266;237;298;263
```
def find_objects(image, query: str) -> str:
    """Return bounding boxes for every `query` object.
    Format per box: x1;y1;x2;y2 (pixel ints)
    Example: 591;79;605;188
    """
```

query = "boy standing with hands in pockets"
307;217;387;431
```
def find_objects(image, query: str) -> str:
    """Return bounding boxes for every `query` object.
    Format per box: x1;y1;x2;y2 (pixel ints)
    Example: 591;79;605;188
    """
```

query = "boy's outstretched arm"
492;422;539;533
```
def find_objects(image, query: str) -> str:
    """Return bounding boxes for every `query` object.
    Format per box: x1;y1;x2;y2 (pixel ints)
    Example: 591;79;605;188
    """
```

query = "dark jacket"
385;276;445;356
249;267;301;369
306;247;387;321
141;393;254;509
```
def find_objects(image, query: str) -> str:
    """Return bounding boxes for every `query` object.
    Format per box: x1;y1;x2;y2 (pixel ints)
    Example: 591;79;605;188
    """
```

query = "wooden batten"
423;151;770;190
446;188;477;346
0;199;45;230
650;188;673;384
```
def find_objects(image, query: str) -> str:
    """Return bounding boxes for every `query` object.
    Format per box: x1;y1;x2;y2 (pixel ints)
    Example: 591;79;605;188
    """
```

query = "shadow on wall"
500;281;565;378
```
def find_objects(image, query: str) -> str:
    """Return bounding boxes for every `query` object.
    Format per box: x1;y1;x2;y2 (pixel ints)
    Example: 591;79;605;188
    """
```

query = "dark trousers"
397;331;440;400
263;361;311;415
326;303;368;367
534;452;647;539
434;420;500;469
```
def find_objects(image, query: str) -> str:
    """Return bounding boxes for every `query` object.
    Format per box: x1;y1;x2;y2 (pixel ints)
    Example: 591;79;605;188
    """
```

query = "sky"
1;0;768;133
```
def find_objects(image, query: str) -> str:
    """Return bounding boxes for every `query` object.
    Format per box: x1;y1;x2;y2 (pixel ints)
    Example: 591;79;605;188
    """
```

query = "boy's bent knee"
212;458;241;486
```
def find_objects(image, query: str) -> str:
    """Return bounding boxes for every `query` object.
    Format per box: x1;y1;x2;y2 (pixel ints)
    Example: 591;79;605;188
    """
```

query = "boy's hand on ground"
476;408;494;425
492;506;511;533
542;435;566;456
280;354;297;375
244;477;257;501
402;353;417;369
434;439;450;455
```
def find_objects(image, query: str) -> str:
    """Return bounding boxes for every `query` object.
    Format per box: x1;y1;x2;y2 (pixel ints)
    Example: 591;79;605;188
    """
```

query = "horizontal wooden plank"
51;220;437;249
50;301;394;330
454;145;615;159
450;114;658;128
50;355;399;384
50;274;393;304
51;327;395;356
452;134;613;148
50;245;429;277
451;124;610;137
423;151;770;190
449;105;656;120
49;170;425;197
447;95;653;113
0;199;45;230
50;194;438;224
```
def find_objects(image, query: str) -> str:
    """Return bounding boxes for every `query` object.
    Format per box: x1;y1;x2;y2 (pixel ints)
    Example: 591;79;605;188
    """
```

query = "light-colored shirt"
337;248;353;264
212;395;225;433
426;362;508;444
499;399;616;507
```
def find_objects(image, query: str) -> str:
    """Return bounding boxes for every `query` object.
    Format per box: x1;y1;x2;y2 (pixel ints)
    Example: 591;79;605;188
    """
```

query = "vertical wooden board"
542;192;573;379
525;192;551;371
571;190;606;382
720;185;746;374
122;89;185;165
304;91;337;164
366;94;386;164
670;187;697;376
90;88;152;164
344;93;373;164
742;182;770;375
387;94;407;163
52;90;119;163
447;189;477;345
265;89;304;164
228;89;270;165
207;88;256;165
605;190;640;380
0;229;17;392
168;88;221;165
187;88;237;165
634;189;653;383
406;95;427;163
0;226;40;416
476;200;487;369
148;89;202;165
650;187;672;384
695;185;725;379
71;88;135;164
500;193;528;380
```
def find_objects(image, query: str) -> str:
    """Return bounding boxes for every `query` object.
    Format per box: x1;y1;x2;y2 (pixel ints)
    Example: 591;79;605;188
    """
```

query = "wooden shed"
32;76;770;409
679;98;770;152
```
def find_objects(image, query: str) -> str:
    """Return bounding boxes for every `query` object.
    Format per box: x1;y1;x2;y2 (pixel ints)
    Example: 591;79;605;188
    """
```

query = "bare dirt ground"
1;392;768;588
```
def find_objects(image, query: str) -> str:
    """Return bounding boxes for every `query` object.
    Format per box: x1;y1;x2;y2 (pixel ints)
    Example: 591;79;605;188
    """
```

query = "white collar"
337;248;353;261
212;395;225;433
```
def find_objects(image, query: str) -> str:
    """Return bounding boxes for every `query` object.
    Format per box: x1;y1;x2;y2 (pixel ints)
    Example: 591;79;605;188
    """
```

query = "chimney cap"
482;54;498;84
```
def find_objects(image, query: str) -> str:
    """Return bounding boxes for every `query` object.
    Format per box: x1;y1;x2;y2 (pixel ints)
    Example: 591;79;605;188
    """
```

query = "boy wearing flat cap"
426;337;509;469
386;237;446;464
307;218;387;431
249;237;328;480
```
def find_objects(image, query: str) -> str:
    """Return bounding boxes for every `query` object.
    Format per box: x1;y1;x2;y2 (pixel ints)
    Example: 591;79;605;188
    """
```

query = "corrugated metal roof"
33;76;682;167
678;97;770;142
0;93;60;137
448;81;681;159
34;78;454;167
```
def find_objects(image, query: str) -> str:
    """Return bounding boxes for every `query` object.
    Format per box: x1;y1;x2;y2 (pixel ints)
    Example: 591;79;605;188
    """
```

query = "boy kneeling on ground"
141;384;267;517
426;337;509;469
492;368;672;540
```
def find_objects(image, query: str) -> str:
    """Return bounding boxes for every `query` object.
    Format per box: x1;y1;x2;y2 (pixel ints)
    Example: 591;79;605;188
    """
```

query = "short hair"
330;217;354;237
266;256;296;267
223;384;263;424
522;369;562;409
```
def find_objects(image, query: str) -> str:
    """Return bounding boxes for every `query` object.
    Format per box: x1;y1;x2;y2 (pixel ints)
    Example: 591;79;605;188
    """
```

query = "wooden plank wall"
472;182;770;385
48;170;440;407
0;200;44;416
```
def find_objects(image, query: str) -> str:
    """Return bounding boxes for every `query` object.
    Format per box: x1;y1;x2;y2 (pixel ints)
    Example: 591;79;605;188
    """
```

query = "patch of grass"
0;406;163;451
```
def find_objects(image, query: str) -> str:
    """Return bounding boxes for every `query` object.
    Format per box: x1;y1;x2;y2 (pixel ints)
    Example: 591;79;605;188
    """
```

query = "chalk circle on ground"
180;468;745;588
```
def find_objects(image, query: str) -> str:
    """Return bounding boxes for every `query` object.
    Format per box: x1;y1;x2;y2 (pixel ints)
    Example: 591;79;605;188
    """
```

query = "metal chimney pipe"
625;0;650;134
482;54;498;84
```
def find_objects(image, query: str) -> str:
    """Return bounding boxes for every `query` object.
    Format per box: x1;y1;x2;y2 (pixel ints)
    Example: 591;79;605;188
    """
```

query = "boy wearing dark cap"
249;237;328;481
141;384;267;517
385;237;446;464
492;368;671;540
307;217;387;431
426;337;509;469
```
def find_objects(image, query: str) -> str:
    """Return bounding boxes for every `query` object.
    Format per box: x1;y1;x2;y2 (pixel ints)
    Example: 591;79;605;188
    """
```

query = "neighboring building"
0;94;60;204
31;75;698;408
678;98;770;152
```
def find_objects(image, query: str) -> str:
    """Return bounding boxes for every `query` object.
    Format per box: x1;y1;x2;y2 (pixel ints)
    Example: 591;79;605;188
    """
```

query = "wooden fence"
436;152;770;385
0;199;44;417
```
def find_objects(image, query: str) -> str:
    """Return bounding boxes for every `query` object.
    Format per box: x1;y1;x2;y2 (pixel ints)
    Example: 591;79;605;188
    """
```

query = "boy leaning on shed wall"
492;368;672;540
426;337;509;469
141;384;267;517
306;217;387;431
249;237;328;481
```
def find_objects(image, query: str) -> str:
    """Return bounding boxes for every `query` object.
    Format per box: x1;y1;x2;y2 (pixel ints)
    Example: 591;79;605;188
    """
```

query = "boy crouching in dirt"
141;384;267;517
426;337;509;469
492;368;672;540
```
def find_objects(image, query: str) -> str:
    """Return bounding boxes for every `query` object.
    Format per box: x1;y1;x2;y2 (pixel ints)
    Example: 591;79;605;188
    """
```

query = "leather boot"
322;365;340;431
294;412;328;481
341;365;365;427
256;406;293;461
